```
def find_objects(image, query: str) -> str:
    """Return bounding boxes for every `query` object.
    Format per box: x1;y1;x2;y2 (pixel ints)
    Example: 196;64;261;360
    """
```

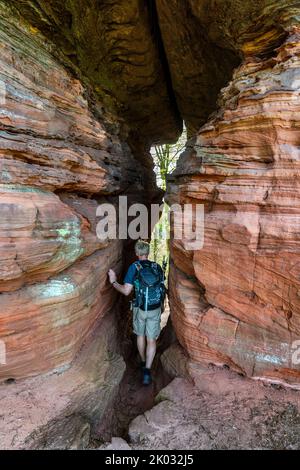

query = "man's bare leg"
137;335;146;362
146;338;156;369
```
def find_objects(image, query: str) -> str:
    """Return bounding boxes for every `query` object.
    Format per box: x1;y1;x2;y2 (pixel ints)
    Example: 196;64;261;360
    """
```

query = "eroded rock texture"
0;6;159;384
0;315;125;449
0;2;159;448
3;0;182;145
168;24;300;388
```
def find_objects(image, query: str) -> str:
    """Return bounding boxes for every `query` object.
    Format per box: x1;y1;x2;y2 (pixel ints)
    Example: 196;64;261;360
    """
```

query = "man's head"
135;240;150;259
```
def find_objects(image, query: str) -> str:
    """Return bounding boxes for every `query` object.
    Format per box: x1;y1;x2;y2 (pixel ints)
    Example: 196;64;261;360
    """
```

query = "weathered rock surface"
0;186;109;292
0;243;123;381
0;5;158;383
9;1;298;141
0;1;166;449
98;437;131;451
160;342;190;380
0;314;125;449
3;0;182;144
0;10;145;194
129;368;300;450
156;0;240;136
168;26;300;388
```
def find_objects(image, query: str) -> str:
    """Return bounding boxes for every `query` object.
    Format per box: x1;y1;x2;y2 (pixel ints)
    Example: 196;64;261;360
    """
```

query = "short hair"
135;240;150;256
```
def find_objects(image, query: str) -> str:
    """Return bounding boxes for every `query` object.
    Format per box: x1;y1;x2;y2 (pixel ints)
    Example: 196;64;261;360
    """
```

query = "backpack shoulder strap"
133;261;143;280
149;261;159;271
134;261;143;271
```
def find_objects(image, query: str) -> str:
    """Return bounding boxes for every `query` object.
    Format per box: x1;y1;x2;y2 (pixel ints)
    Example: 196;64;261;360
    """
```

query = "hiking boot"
142;368;152;385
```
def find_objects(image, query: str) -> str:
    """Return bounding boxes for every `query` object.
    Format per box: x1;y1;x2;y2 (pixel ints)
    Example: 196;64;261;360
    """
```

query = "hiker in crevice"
108;240;166;385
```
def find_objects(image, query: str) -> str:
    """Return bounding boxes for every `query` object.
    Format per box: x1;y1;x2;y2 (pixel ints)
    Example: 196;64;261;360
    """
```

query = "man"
108;240;165;385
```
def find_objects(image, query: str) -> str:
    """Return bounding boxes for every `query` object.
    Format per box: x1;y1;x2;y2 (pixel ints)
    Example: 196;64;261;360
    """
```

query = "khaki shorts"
133;306;161;339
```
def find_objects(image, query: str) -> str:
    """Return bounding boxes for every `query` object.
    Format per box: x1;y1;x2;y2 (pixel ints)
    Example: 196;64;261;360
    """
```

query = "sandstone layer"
0;1;166;449
0;314;125;449
167;26;300;388
9;1;298;140
0;6;157;382
3;0;182;144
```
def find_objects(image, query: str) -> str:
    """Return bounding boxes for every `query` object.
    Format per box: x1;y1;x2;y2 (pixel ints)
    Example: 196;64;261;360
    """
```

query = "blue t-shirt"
124;260;149;285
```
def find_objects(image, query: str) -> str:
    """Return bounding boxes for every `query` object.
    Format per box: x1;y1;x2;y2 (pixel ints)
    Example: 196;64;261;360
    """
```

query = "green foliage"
151;126;187;190
150;126;187;276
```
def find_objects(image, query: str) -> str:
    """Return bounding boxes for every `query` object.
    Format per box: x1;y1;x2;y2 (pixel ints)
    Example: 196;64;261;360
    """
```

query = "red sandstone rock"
0;14;144;194
0;315;125;449
0;13;144;382
0;242;122;381
0;186;110;292
168;29;300;388
2;0;300;451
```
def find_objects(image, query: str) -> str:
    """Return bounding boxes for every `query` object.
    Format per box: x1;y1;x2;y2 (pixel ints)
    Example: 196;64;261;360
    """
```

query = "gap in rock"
89;129;187;447
150;124;188;276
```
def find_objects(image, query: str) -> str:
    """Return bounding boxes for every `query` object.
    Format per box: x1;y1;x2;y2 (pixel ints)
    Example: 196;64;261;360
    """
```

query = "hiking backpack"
133;261;165;311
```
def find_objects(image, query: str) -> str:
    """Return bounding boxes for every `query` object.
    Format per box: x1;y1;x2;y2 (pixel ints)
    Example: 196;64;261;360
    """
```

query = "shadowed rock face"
0;0;240;141
3;0;182;145
0;7;158;382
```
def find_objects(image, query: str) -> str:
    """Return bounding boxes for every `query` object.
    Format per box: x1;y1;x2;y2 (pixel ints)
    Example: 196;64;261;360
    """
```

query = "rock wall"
0;9;156;382
0;3;162;448
168;25;300;388
3;0;182;145
0;314;125;449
